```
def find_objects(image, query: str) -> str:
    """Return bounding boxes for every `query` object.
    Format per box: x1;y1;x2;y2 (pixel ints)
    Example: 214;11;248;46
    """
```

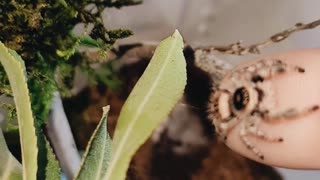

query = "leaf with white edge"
103;30;187;180
74;106;112;180
0;42;38;180
0;130;22;180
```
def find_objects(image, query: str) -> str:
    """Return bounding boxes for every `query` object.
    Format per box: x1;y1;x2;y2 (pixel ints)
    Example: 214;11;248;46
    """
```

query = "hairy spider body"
195;18;320;160
208;59;319;160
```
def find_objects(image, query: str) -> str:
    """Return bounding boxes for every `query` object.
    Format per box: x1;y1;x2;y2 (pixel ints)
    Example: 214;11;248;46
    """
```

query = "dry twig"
197;19;320;55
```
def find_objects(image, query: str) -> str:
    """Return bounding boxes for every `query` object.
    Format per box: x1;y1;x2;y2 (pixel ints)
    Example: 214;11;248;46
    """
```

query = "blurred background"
105;0;320;63
1;0;320;179
102;0;320;179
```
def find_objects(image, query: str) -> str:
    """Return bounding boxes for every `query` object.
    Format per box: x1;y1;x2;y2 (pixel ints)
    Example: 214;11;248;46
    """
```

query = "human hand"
214;49;320;169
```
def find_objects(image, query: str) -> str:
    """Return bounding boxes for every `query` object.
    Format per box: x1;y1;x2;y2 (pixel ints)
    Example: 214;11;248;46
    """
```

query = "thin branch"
197;19;320;55
46;93;81;179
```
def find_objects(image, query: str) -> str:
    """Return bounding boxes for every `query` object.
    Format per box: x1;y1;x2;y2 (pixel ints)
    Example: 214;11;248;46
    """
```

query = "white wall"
104;1;320;179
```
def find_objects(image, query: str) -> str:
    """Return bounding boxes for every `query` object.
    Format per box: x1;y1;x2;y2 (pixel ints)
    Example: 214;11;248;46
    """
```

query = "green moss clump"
0;0;141;126
0;0;142;178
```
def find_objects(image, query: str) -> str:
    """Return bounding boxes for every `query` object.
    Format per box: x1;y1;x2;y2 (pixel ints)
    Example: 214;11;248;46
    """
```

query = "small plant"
2;0;320;179
0;1;143;179
0;30;187;179
0;1;188;179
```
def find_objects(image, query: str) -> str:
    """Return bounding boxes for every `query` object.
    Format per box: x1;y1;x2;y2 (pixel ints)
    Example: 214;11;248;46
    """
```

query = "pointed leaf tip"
172;29;182;40
104;30;187;180
75;105;112;180
102;106;110;116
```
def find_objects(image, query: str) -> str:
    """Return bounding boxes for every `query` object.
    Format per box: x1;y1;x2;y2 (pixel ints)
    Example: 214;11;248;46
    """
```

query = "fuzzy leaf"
0;130;22;180
0;42;38;180
74;106;112;180
103;30;187;180
45;138;61;180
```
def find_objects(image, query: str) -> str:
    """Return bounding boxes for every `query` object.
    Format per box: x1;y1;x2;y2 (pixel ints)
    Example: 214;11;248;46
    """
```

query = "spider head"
231;86;259;116
209;85;259;123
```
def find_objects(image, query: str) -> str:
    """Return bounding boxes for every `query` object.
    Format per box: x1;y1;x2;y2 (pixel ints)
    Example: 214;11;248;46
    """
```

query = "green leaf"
74;106;112;180
56;44;79;60
45;138;61;180
0;42;38;180
79;36;103;48
103;30;187;180
0;130;22;180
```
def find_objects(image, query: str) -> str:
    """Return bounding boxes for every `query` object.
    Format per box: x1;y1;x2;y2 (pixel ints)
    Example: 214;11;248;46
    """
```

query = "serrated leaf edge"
0;42;38;180
74;106;110;180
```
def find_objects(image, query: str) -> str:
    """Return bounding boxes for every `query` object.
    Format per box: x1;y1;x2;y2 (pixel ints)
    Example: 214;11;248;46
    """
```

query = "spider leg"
233;59;305;84
263;59;305;78
239;115;284;160
216;117;240;141
239;124;265;160
264;105;319;122
249;128;283;142
240;105;319;159
245;115;283;142
247;125;283;142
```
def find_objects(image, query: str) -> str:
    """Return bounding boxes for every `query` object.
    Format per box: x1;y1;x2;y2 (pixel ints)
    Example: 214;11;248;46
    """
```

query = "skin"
223;49;320;170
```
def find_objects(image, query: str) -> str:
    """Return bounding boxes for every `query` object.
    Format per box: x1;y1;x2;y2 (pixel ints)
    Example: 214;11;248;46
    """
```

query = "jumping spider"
207;59;319;160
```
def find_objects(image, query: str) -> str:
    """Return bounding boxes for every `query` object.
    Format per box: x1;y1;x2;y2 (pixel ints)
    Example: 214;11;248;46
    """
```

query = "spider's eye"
233;87;249;111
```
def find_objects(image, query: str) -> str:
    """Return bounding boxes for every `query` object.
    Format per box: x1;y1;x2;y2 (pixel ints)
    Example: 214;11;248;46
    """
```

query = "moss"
0;1;141;175
0;0;141;126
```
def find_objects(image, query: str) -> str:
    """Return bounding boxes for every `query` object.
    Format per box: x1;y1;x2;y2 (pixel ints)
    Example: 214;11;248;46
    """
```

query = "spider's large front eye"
233;87;249;111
